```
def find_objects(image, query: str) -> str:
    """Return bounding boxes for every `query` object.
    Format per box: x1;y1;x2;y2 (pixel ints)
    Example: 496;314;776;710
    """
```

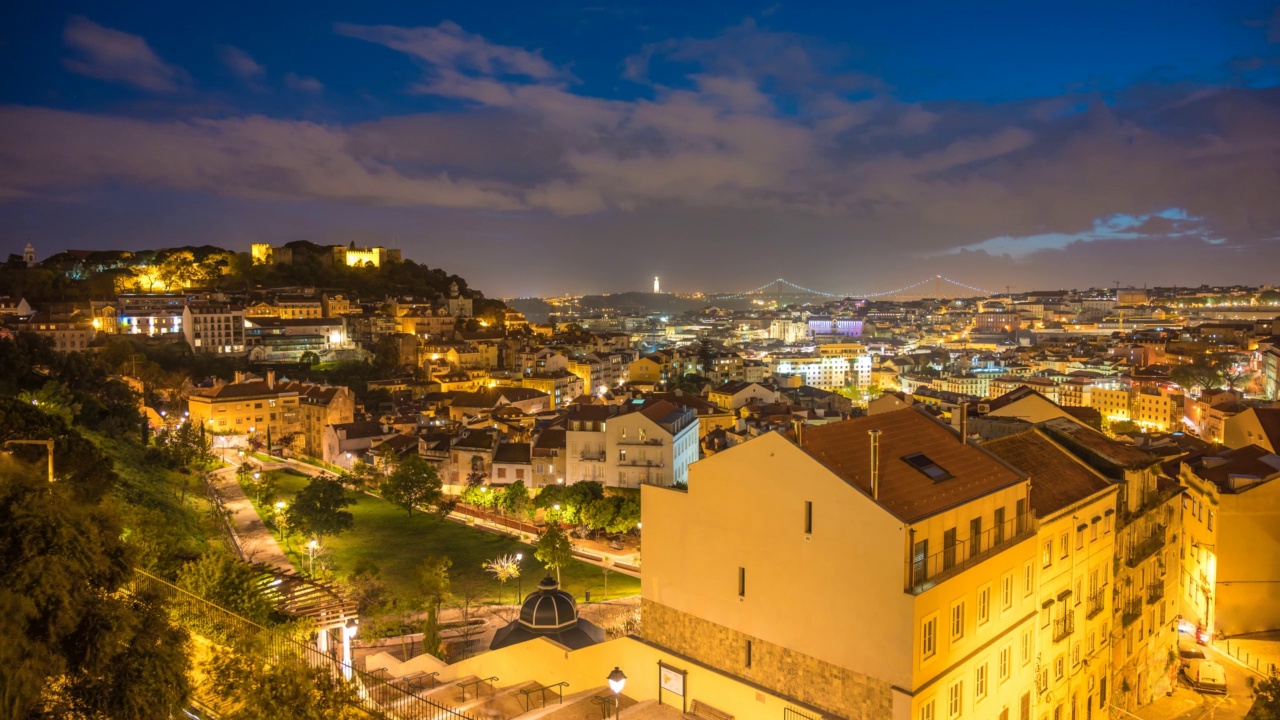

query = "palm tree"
482;554;522;606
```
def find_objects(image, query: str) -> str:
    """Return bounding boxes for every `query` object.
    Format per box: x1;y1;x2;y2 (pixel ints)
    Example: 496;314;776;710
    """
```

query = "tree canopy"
380;455;443;517
286;476;356;543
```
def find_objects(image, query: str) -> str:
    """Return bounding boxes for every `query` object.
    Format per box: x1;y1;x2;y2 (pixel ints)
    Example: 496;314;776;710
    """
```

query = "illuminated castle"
251;242;401;268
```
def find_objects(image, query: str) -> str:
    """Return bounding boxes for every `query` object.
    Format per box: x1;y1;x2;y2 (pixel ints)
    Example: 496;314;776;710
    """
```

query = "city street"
1130;641;1257;720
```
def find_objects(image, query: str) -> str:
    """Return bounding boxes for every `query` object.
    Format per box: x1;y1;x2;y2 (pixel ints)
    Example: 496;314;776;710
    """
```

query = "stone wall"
641;598;894;719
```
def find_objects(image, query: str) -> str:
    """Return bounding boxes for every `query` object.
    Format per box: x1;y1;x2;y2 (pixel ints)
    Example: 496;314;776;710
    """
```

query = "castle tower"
23;242;35;267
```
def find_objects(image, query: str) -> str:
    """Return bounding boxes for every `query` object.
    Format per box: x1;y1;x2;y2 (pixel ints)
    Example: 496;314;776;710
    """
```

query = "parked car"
1184;660;1227;694
1179;641;1206;670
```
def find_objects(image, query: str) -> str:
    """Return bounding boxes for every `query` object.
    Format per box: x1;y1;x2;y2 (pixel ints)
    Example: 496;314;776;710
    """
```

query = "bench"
685;699;734;720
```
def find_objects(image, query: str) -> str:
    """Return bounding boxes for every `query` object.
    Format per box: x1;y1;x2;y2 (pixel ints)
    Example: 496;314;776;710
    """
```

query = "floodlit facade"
642;408;1040;720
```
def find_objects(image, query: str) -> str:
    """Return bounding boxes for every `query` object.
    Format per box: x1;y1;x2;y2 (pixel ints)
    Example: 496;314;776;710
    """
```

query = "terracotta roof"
1037;417;1157;477
982;431;1113;516
533;428;566;452
799;407;1027;523
1253;408;1280;450
192;380;291;400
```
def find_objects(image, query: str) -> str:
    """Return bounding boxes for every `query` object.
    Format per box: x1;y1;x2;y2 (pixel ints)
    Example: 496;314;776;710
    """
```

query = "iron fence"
784;707;822;720
132;569;475;720
906;511;1036;593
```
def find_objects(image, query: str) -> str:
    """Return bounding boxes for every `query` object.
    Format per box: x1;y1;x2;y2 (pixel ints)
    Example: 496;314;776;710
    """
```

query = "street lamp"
516;553;524;601
607;667;627;718
307;539;319;576
4;439;55;486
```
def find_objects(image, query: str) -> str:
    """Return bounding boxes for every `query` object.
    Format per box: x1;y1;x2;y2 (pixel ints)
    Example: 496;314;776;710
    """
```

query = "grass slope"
261;472;639;605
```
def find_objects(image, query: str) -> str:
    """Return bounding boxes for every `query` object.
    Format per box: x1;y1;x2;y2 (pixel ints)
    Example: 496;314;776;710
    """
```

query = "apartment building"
1037;419;1181;712
294;383;354;458
521;369;583;410
530;428;566;488
642;407;1039;720
1173;445;1280;637
182;303;246;355
563;401;699;488
984;431;1120;720
15;310;96;352
188;370;300;438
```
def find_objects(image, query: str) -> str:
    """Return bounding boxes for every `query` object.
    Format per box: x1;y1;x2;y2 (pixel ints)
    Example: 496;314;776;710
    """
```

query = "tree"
204;646;364;720
606;496;641;535
482;553;521;606
581;497;619;536
500;479;530;519
176;551;277;627
1170;356;1227;393
380;455;442;517
0;462;192;719
286;477;356;543
373;336;403;373
299;351;321;367
1249;674;1280;720
535;524;575;583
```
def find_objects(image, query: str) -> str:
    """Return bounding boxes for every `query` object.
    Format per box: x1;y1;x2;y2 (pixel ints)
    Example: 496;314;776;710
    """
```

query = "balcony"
618;459;664;468
1120;598;1143;628
905;510;1037;594
1126;524;1166;567
578;451;605;462
1053;613;1076;643
1087;589;1106;619
1146;581;1164;605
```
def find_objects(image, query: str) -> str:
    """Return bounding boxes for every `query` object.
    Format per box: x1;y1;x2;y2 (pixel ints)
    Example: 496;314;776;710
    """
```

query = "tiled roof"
799;407;1027;523
494;442;531;464
533;428;566;452
982;430;1113;516
1037;417;1157;476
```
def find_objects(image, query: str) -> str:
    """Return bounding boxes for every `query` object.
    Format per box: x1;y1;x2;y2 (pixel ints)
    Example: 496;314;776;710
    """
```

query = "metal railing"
1146;581;1164;605
1126;524;1165;567
1120;598;1143;628
130;569;475;720
784;707;821;720
906;511;1036;593
519;682;569;713
1087;589;1106;619
1053;613;1075;643
457;677;498;702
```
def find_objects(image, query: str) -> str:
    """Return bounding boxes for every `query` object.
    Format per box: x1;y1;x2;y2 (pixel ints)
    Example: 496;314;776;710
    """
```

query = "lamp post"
607;667;627;718
515;553;524;601
307;539;319;576
4;439;55;486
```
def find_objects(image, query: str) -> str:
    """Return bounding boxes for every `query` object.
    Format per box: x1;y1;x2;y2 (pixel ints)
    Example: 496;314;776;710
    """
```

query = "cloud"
219;45;264;79
0;107;522;211
62;16;187;92
284;72;324;93
336;20;564;81
946;208;1213;258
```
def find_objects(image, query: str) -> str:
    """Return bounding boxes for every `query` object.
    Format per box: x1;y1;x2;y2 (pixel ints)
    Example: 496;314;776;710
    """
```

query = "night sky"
2;1;1279;297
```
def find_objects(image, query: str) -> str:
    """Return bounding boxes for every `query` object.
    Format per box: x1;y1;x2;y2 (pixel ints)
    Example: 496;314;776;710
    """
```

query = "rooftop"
799;407;1027;523
983;430;1113;516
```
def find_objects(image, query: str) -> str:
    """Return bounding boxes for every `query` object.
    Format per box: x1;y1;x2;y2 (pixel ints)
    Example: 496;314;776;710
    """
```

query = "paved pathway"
210;449;294;572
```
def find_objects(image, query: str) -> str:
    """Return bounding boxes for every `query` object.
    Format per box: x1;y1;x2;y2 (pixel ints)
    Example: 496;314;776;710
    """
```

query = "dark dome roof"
518;576;578;632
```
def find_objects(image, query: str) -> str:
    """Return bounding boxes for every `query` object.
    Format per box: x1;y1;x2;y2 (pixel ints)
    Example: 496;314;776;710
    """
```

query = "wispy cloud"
284;72;324;93
62;16;187;92
945;208;1214;258
219;45;264;79
336;21;565;81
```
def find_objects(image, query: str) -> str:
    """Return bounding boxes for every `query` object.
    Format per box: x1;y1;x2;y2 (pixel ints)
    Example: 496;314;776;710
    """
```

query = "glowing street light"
307;539;319;575
607;667;627;718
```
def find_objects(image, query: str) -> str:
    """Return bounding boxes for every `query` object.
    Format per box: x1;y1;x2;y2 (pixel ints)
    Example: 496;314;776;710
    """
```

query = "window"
975;663;988;702
1043;540;1054;568
994;507;1006;545
999;646;1011;682
920;700;935;720
1076;525;1086;549
922;616;937;659
1020;693;1031;720
903;452;954;481
970;517;983;558
950;601;965;641
1002;572;1014;610
745;640;752;668
1091;518;1100;541
1207;510;1215;532
1054;655;1065;679
804;501;813;534
1060;533;1070;559
1025;563;1034;596
738;567;745;597
948;681;963;718
944;528;958;570
977;586;990;626
1072;642;1081;667
619;449;627;461
1041;605;1051;629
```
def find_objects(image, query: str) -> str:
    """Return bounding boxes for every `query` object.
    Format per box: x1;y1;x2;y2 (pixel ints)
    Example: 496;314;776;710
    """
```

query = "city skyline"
3;1;1280;297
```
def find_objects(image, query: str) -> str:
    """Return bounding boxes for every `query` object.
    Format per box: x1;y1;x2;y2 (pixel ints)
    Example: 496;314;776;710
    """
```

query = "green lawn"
251;472;639;605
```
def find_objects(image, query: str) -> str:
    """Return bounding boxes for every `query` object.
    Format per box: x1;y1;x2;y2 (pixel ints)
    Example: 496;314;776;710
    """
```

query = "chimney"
958;402;968;445
869;429;881;500
793;419;804;447
234;370;245;384
267;369;276;389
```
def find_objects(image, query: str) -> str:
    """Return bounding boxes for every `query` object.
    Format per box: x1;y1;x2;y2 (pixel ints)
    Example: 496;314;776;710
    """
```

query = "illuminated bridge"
710;275;997;301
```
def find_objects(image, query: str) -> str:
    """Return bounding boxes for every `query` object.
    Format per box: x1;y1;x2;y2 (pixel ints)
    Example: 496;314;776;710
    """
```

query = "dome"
518;576;578;632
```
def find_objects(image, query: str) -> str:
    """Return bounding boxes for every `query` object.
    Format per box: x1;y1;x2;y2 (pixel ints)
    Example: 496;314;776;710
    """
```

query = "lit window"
950;601;965;641
922;616;937;659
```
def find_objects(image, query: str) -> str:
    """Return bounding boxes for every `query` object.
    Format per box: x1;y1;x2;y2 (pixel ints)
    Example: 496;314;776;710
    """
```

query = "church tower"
23;242;35;267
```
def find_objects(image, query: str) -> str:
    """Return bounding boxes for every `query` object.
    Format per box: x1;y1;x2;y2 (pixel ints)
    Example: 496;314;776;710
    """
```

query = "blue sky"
2;1;1279;296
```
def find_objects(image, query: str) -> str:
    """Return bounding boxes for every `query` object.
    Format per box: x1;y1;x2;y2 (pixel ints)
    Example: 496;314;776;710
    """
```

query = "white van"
1184;660;1227;694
